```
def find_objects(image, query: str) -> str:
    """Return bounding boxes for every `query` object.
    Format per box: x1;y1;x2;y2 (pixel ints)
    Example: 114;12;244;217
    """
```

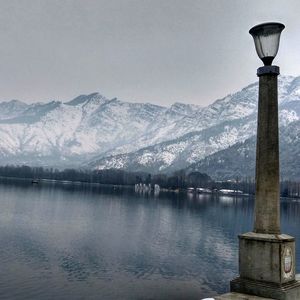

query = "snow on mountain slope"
0;93;202;166
89;116;257;173
101;76;297;157
89;76;300;172
187;119;300;180
90;104;300;174
0;75;299;170
0;100;29;120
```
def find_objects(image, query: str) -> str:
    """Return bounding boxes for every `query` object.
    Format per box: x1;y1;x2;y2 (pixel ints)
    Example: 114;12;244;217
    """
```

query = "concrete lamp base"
230;232;300;300
215;292;274;299
231;278;300;300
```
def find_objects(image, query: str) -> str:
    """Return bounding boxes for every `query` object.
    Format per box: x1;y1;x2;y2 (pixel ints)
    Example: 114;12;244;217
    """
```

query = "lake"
0;178;299;300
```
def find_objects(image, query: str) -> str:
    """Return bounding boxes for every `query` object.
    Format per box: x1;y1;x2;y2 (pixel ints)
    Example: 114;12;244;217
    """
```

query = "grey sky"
0;0;299;106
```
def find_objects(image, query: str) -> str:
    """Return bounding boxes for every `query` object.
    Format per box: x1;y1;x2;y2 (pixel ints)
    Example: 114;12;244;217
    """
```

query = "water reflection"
0;179;298;299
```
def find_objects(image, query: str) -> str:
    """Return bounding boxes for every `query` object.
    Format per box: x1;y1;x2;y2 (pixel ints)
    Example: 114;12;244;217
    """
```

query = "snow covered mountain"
0;93;201;167
187;118;300;180
0;75;299;177
89;76;300;173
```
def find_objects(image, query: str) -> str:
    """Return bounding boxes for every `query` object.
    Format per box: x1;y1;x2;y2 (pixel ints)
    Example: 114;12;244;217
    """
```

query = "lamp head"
249;22;285;66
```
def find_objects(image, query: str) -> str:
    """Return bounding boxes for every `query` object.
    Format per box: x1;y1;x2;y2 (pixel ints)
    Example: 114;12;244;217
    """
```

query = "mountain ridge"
0;75;299;179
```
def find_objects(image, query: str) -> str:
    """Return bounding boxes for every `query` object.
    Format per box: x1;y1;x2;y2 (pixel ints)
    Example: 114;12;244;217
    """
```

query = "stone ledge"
205;275;300;300
238;232;295;243
230;277;300;299
214;292;274;299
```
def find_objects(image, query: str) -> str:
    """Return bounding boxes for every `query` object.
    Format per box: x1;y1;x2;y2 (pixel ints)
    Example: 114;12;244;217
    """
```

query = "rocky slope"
89;76;300;175
187;118;300;180
0;75;299;179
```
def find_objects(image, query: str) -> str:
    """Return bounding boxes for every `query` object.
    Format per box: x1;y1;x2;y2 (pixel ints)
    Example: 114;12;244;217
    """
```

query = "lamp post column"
229;22;300;299
254;65;280;234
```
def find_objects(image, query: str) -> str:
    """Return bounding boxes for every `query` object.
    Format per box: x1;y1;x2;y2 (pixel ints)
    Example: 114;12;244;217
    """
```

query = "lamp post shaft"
254;66;280;234
230;65;300;298
229;23;300;299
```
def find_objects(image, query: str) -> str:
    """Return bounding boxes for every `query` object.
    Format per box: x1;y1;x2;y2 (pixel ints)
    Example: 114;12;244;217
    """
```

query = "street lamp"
249;22;285;66
249;22;285;235
229;22;300;299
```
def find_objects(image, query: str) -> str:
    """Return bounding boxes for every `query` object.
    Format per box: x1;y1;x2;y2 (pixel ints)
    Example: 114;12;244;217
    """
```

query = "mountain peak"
0;99;28;106
0;75;299;176
65;92;106;106
167;102;201;116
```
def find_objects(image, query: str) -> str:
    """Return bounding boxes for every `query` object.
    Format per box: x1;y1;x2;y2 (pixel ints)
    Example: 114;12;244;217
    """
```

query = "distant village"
1;164;298;199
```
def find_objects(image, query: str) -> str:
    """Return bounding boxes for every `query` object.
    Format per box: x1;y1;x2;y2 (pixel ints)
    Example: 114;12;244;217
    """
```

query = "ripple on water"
0;181;299;299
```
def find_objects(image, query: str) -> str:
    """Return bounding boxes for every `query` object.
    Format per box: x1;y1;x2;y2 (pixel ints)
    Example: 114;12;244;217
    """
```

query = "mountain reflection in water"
0;178;299;300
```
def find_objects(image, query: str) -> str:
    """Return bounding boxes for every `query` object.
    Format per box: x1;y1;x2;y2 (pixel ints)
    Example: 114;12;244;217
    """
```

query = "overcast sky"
0;0;300;106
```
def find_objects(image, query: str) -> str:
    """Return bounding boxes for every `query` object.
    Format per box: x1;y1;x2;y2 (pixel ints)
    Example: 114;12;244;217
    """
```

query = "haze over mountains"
0;75;300;180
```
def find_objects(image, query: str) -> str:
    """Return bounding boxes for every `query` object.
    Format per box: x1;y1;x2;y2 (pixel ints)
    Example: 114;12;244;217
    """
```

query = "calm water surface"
0;179;299;300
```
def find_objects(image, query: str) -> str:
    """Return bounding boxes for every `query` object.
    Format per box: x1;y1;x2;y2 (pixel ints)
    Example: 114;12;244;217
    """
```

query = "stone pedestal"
230;232;300;299
215;292;274;299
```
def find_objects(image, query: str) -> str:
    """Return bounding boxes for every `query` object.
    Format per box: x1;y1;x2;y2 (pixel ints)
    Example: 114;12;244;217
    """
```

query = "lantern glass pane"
249;23;285;65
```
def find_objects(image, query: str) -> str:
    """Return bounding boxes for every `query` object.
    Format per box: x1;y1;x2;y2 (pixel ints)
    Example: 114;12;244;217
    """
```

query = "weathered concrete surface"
229;69;300;299
213;280;300;299
231;277;300;300
254;71;280;234
215;292;274;299
237;233;296;284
